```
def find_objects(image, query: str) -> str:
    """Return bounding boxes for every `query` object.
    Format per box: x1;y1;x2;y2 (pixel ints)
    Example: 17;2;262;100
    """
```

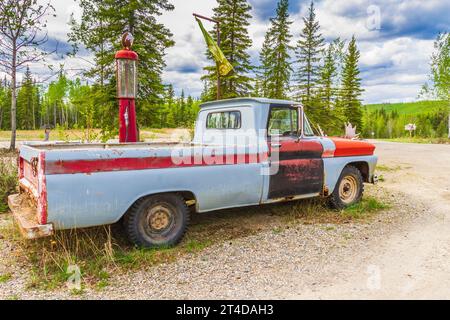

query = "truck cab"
195;98;376;202
9;98;377;248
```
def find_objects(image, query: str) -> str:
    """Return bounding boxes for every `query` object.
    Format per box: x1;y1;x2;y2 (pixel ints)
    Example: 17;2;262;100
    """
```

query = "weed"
0;152;17;213
0;273;12;283
376;164;401;172
272;226;283;234
343;197;390;219
184;239;211;253
2;185;390;291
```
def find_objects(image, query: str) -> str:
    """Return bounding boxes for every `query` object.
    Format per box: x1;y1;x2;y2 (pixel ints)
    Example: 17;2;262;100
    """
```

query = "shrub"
0;151;17;213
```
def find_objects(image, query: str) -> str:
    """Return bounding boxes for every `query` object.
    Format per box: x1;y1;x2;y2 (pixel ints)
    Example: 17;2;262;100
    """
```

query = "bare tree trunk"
10;46;17;151
53;102;56;127
448;113;450;139
32;94;36;130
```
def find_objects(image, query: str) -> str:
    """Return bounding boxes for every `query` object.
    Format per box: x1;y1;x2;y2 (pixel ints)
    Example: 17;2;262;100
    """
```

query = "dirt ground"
0;140;449;299
296;140;450;299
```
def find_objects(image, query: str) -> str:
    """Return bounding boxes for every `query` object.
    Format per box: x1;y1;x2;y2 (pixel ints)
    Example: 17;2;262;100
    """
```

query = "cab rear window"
206;111;241;129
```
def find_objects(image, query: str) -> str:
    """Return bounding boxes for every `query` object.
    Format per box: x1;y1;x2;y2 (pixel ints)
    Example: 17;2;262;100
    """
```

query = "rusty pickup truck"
8;98;377;247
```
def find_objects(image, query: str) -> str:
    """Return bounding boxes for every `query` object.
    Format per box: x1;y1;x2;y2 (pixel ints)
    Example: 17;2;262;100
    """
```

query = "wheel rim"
146;204;174;233
339;175;358;204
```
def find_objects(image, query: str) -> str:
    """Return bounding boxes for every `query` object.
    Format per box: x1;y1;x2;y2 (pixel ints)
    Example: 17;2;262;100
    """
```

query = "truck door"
267;106;324;199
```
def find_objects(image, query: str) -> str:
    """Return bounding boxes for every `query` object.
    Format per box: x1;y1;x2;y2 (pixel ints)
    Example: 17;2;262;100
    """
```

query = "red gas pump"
115;32;138;143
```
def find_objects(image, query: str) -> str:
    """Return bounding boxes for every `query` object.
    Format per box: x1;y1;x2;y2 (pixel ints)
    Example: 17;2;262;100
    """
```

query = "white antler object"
344;122;359;139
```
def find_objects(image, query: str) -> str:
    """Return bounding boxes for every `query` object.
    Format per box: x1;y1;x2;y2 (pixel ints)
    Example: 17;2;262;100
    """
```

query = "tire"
124;193;190;248
328;165;364;210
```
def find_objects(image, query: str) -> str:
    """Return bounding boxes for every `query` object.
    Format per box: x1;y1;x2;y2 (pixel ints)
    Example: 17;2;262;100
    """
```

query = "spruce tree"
340;36;364;131
17;66;35;129
202;0;253;101
178;89;186;127
257;32;272;98
164;84;175;127
319;45;337;108
295;1;324;108
70;0;175;104
316;39;345;134
0;78;10;130
259;0;293;99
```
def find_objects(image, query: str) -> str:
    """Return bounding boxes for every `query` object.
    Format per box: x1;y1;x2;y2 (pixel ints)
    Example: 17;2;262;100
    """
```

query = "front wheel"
124;193;190;248
328;165;364;210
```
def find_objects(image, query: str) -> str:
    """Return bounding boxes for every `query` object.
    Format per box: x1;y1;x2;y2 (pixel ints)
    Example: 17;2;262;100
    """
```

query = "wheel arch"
119;190;198;222
345;161;370;182
323;156;375;194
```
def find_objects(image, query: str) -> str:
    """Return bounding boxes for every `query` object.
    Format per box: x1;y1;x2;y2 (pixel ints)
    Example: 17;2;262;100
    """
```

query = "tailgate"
17;145;48;225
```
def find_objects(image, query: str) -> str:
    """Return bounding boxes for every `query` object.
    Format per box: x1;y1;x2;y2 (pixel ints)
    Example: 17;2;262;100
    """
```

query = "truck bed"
14;140;266;236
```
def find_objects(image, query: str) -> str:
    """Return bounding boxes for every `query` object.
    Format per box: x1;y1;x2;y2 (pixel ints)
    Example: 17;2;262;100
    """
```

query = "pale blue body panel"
323;155;378;193
46;163;264;229
18;98;378;231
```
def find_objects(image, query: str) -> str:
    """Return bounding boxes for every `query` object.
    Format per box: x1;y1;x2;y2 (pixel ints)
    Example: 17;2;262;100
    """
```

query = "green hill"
364;100;447;115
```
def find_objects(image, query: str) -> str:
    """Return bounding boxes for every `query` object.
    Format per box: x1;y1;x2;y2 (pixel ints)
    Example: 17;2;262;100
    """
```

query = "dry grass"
0;130;88;142
0;128;192;143
380;137;450;144
0;191;390;292
0;150;18;213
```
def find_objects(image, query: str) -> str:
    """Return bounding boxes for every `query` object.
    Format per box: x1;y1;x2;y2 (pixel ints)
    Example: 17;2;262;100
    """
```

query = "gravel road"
0;141;449;299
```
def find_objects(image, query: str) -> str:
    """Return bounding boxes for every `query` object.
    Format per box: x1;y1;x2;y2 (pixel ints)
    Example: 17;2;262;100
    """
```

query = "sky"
8;0;450;104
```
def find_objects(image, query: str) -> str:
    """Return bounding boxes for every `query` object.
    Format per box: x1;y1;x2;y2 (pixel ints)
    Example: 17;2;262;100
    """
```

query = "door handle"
271;143;281;148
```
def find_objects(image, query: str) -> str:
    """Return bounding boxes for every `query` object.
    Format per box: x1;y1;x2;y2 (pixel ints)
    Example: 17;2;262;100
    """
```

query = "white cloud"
5;0;442;105
158;0;215;96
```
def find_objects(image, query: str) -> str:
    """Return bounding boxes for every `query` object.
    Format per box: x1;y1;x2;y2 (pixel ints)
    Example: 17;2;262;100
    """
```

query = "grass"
343;196;390;219
1;221;215;291
0;150;18;213
0;193;390;291
0;128;192;143
378;137;449;144
0;153;390;292
376;164;402;172
365;100;446;115
0;273;12;283
0;130;87;142
281;195;390;225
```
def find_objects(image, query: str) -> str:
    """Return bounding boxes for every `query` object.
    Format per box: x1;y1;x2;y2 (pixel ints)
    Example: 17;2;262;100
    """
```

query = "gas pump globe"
115;32;138;142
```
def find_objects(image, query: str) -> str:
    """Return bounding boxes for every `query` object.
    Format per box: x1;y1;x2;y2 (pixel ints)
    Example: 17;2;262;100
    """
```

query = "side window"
303;115;314;136
268;107;298;136
206;111;241;129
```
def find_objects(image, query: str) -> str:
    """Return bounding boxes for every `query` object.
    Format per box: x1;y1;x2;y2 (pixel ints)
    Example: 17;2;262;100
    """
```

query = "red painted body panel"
38;152;48;224
45;153;267;175
268;137;324;199
330;137;375;157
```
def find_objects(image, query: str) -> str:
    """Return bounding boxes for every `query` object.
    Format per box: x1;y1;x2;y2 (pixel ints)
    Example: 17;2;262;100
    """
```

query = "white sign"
405;123;416;131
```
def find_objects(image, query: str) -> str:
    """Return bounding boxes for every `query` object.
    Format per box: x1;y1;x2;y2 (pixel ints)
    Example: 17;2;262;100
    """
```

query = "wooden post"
216;26;221;100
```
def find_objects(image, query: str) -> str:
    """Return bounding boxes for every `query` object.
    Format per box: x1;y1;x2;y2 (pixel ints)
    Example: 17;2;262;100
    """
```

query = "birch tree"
0;0;54;149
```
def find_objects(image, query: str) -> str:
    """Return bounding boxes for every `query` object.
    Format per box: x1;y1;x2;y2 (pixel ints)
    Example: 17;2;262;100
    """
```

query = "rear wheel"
328;165;364;210
124;193;189;248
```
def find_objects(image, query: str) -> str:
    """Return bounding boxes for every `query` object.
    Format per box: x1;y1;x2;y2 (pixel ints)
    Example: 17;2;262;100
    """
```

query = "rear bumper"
7;193;53;239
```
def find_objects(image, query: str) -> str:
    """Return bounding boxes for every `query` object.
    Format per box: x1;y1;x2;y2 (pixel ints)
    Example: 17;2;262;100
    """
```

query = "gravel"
0;141;446;300
0;186;425;300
